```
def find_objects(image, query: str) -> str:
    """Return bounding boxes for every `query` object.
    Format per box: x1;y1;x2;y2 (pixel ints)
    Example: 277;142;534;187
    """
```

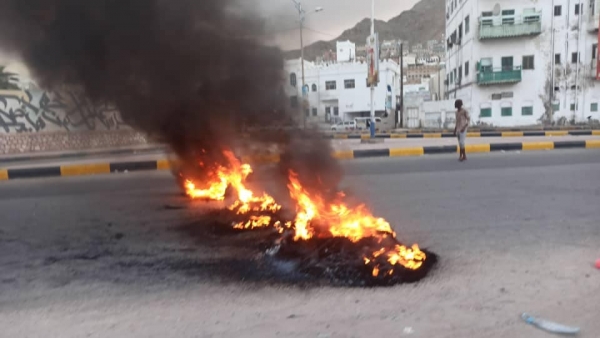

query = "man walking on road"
454;99;470;162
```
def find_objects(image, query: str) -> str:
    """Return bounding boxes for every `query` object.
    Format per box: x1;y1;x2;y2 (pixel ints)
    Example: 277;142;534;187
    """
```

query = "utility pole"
291;1;323;128
369;0;376;138
399;42;404;128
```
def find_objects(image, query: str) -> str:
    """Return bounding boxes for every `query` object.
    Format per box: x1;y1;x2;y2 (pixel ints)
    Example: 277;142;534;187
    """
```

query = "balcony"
479;12;542;40
477;67;522;85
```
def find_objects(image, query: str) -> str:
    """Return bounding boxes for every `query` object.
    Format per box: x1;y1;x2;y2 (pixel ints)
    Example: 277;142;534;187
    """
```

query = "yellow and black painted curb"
327;130;600;139
1;140;599;181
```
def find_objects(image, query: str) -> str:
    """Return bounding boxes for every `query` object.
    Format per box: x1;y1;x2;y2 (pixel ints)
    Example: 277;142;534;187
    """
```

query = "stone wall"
0;130;152;154
0;86;156;155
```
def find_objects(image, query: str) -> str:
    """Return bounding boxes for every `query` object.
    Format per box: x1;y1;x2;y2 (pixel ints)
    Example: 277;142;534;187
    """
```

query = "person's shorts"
457;130;467;148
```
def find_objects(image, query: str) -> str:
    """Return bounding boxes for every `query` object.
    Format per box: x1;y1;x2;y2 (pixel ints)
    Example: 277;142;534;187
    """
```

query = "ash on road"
1;150;599;338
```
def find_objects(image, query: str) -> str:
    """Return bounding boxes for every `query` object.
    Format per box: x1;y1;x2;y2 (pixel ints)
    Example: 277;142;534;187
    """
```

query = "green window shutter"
521;106;533;116
552;102;560;111
591;103;598;112
501;107;513;116
480;108;492;117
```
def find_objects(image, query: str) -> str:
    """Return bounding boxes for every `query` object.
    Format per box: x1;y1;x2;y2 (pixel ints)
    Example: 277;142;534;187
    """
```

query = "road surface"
1;150;599;337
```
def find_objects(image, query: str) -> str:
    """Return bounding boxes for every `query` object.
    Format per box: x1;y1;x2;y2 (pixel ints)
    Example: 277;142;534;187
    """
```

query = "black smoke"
0;0;342;193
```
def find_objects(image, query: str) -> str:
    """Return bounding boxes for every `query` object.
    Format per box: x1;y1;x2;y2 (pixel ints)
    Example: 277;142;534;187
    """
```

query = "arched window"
290;73;297;87
311;84;317;92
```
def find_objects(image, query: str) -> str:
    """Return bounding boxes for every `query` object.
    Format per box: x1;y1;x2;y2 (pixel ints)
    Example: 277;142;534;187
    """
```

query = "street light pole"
291;1;323;128
369;0;375;138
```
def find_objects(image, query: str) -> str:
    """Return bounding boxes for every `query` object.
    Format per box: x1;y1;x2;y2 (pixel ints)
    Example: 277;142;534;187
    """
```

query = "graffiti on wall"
0;88;127;133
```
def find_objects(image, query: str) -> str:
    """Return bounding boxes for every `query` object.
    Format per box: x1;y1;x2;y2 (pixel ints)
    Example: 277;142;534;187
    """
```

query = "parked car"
331;121;357;131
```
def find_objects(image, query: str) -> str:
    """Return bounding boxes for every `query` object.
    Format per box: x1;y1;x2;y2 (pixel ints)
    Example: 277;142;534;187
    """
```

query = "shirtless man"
454;99;471;162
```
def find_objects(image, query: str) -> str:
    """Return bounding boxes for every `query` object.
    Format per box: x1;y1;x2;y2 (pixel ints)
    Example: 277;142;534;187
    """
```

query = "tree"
0;66;20;90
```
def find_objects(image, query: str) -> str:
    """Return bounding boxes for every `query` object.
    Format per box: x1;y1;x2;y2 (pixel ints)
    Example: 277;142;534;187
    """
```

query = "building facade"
446;0;600;126
284;58;400;129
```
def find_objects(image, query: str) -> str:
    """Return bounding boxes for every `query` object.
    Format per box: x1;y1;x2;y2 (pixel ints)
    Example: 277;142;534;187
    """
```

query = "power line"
303;26;337;38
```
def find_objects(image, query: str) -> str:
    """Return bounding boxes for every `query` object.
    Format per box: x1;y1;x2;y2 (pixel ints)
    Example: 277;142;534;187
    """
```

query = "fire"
287;171;426;272
183;150;281;229
182;151;427;275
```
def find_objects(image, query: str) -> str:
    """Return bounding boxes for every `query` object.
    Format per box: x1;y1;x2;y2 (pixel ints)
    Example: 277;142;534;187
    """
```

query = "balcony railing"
477;66;522;85
479;13;542;40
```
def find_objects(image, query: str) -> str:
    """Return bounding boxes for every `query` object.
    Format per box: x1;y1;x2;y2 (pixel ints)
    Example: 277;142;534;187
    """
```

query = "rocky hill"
285;0;445;60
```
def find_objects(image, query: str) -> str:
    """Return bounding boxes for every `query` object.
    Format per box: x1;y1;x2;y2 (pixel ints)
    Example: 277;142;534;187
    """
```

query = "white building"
284;58;401;129
336;40;356;63
446;0;600;127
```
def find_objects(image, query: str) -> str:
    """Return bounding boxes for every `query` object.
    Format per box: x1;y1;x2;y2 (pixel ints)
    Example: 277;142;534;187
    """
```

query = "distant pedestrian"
454;99;470;162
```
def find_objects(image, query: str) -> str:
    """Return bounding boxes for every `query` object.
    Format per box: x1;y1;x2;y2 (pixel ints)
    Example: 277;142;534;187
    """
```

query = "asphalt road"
1;150;599;337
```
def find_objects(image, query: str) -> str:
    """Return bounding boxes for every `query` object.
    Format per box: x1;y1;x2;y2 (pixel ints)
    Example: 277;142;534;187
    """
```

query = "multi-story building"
446;0;600;126
404;64;442;83
284;56;401;129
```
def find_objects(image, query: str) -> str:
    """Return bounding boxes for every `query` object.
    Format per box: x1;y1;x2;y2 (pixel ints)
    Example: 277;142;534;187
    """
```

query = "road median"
2;139;599;181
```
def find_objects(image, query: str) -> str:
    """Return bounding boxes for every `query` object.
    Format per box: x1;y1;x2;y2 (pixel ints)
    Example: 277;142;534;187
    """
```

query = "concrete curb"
1;140;599;181
0;146;168;164
327;130;600;139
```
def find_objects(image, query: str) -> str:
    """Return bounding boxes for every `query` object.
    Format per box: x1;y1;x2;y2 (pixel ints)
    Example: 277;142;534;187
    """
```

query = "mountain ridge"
284;0;445;60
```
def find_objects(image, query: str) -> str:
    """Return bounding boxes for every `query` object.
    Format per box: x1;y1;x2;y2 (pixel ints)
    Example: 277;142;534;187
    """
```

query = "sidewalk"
1;135;600;181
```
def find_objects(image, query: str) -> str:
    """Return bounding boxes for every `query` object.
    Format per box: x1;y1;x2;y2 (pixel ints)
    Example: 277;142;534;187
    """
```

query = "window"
465;61;469;76
521;106;533;116
312;108;317;116
480;58;493;72
290;73;297;87
311;84;317;92
482;11;493;17
593;44;598;60
523;55;535;70
465;16;470;34
502;9;515;16
333;107;339;116
453;69;457;81
554;5;562;16
575;3;581;15
344;79;355;89
552;102;560;111
501;107;513;117
290;96;298;108
591;103;598;112
458;66;462;81
555;53;561;64
325;81;336;90
501;56;514;70
570;103;578;111
480;108;492;117
572;52;579;64
305;108;310;117
325;107;331;115
459;23;463;39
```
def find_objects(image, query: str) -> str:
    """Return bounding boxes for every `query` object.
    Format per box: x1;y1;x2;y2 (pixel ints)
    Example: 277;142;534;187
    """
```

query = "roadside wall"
0;88;151;154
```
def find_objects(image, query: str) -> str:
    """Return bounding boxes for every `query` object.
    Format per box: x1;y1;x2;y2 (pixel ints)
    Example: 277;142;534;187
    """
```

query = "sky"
1;0;420;73
255;0;420;50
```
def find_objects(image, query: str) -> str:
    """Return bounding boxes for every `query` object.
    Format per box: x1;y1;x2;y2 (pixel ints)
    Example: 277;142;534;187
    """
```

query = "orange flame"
182;151;426;273
184;151;281;229
287;171;426;272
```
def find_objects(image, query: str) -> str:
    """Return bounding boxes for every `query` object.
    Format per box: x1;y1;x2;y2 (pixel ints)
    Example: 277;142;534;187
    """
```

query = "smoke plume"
0;0;342;194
